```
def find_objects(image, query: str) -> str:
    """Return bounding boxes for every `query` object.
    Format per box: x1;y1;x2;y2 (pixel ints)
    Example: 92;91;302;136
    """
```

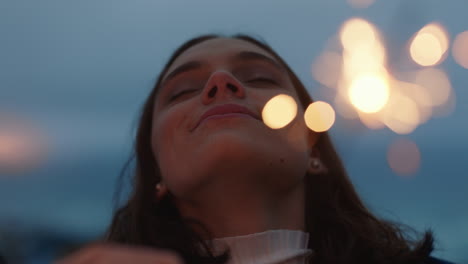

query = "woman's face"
151;38;317;199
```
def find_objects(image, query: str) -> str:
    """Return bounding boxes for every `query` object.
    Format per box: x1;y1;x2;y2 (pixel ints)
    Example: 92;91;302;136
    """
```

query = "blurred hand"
54;243;183;264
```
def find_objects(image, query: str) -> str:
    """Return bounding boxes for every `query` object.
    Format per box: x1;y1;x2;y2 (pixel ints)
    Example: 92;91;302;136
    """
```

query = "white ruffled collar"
207;229;313;264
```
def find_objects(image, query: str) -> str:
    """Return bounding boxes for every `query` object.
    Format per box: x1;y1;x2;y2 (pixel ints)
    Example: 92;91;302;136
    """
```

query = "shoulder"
425;256;456;264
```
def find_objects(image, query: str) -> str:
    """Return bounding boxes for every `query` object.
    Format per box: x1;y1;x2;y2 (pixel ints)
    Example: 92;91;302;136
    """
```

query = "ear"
307;147;328;175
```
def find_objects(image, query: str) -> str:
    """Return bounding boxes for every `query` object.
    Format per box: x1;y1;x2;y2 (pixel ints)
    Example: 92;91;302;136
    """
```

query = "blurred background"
0;0;467;263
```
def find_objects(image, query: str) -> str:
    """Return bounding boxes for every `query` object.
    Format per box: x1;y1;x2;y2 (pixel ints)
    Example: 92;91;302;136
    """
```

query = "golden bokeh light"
262;94;298;129
452;31;468;69
409;23;449;66
412;68;452;107
426;23;450;52
338;18;390;115
342;45;386;80
311;51;342;88
340;18;378;51
348;73;390;113
347;0;375;9
383;94;420;134
304;101;336;132
387;138;421;176
315;17;455;137
410;33;443;66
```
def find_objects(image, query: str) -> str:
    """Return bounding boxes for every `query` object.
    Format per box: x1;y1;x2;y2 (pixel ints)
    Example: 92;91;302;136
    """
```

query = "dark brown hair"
105;34;434;264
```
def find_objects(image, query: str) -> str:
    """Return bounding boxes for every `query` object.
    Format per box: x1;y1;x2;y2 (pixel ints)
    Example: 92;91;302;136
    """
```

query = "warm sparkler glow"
452;31;468;69
342;46;386;80
262;94;298;129
409;23;449;66
340;18;378;52
338;18;390;115
387;138;421;176
340;18;386;76
312;16;457;136
304;101;336;132
348;73;390;113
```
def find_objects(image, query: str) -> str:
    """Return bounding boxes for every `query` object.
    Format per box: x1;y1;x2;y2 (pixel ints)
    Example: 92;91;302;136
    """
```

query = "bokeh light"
452;31;468;69
262;94;298;129
0;113;48;174
312;16;457;136
342;46;386;80
338;18;390;115
412;68;452;107
382;94;420;134
346;0;375;9
394;80;432;124
409;22;449;66
387;138;421;176
340;19;386;79
348;73;390;113
410;33;443;66
304;101;336;132
340;18;378;52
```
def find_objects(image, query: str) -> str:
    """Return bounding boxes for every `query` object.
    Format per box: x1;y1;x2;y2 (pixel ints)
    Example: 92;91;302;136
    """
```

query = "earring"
311;158;321;169
309;157;327;174
155;182;168;202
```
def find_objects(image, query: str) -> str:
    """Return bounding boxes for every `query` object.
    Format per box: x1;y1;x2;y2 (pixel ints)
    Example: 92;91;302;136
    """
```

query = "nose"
201;70;246;104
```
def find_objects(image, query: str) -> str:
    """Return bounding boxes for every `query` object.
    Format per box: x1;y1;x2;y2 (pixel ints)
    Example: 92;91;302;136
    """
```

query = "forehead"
165;38;277;75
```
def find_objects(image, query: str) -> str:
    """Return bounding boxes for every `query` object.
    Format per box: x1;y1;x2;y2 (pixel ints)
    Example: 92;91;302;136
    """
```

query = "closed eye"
246;77;277;85
169;89;197;101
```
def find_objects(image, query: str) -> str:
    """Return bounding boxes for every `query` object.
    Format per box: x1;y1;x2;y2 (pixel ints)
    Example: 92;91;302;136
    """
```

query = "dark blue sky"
1;0;467;263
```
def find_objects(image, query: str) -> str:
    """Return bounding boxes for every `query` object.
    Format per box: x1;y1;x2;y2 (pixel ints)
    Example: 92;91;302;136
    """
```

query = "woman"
56;34;454;264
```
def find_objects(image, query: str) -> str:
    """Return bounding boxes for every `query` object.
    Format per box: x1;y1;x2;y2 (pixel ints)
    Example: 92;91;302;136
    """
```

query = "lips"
191;103;260;130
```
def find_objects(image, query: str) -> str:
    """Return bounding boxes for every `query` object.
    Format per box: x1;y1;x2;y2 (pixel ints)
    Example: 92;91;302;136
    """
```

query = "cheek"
152;107;191;156
151;109;194;192
279;108;312;153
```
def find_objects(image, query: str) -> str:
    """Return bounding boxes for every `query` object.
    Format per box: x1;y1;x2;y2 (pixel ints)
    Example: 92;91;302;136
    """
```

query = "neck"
174;176;305;239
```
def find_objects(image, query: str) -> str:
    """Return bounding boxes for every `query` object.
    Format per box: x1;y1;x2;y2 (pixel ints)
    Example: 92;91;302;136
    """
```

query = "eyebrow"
235;51;284;72
161;61;203;87
161;51;285;86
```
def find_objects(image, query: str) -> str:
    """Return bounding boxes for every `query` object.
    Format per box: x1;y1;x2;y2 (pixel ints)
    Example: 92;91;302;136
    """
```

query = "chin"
171;129;308;196
204;130;265;152
194;133;298;174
